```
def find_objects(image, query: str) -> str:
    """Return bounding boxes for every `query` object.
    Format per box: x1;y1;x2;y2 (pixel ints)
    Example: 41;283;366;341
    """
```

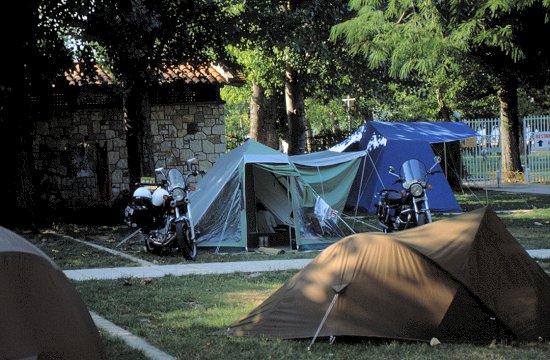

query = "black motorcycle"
124;158;204;260
375;156;441;233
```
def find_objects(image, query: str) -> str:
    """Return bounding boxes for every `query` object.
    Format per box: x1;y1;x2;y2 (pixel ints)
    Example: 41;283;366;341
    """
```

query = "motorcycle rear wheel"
176;222;197;261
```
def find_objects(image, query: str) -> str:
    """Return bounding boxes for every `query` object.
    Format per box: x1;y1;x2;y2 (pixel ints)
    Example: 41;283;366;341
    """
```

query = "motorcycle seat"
383;191;402;204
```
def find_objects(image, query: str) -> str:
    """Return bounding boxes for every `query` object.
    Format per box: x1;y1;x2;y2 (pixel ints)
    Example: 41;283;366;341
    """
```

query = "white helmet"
152;188;169;207
132;187;152;200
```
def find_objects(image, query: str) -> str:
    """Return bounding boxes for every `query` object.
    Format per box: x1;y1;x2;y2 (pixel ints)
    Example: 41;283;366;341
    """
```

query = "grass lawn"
18;188;550;265
75;271;550;360
12;188;550;358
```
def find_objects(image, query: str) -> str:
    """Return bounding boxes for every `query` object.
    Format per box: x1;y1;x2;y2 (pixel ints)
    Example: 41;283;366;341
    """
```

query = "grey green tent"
289;150;365;213
0;226;104;359
220;207;550;343
190;140;363;252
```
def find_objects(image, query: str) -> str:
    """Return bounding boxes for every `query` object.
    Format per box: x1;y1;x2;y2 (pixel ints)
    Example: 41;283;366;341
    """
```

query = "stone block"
151;111;165;120
202;140;214;154
160;141;173;152
105;130;116;139
212;124;225;135
215;143;227;153
111;169;123;184
182;115;194;123
190;140;202;153
108;151;120;165
79;125;89;136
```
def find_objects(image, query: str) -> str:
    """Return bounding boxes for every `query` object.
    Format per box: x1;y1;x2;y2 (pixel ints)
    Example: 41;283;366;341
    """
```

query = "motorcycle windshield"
167;168;186;190
399;159;427;189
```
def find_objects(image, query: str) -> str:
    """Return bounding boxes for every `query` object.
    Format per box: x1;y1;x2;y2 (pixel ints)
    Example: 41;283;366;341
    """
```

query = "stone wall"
32;101;226;211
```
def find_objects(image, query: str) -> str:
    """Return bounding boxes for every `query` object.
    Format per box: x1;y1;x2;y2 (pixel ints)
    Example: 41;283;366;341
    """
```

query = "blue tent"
331;121;478;213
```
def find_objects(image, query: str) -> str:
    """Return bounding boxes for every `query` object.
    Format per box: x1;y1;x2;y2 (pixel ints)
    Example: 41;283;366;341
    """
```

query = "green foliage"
220;84;251;141
331;0;550;120
66;0;233;82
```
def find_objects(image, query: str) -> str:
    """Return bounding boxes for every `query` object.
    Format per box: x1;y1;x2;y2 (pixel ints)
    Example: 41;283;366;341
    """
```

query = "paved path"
65;258;312;281
483;183;550;195
66;251;549;281
91;312;176;360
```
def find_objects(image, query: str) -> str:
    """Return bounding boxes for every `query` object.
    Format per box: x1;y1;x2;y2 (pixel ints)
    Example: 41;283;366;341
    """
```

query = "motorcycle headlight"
410;183;424;197
172;187;185;202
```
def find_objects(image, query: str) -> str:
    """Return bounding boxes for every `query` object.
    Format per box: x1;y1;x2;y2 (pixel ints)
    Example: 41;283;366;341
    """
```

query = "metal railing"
460;115;550;185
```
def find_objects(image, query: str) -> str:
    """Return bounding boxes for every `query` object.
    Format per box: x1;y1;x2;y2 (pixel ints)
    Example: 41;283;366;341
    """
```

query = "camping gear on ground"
219;207;550;344
124;157;204;260
0;226;104;359
331;121;478;213
189;140;363;252
376;156;442;232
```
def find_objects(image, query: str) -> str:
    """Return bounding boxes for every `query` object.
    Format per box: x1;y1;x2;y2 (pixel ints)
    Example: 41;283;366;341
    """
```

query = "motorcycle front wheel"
176;221;197;261
416;213;428;226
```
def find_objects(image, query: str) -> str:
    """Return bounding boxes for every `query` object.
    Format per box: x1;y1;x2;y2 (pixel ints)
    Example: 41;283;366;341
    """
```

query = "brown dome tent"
219;207;550;343
0;226;104;359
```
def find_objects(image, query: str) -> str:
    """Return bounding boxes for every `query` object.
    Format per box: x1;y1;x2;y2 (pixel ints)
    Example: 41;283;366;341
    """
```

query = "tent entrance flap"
246;164;296;250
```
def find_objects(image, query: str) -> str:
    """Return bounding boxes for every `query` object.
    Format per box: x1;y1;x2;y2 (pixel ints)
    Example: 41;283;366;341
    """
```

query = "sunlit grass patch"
77;272;550;360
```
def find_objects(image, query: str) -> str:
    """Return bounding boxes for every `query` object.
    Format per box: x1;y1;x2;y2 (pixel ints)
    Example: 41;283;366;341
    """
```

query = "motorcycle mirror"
434;156;441;164
388;166;395;173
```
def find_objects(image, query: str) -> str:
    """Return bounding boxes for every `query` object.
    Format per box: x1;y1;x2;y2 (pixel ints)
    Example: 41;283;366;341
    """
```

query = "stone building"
31;63;243;215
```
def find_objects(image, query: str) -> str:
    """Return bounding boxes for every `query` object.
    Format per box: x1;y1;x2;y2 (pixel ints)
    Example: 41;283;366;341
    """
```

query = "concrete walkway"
65;258;313;281
66;251;550;281
91;312;176;360
483;183;550;195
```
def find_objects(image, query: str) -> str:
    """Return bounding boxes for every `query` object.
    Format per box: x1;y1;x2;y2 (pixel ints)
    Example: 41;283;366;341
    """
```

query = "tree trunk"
249;82;279;149
497;74;523;180
433;86;463;190
305;118;313;153
285;66;306;155
0;52;38;230
435;86;452;121
1;87;38;230
123;77;155;189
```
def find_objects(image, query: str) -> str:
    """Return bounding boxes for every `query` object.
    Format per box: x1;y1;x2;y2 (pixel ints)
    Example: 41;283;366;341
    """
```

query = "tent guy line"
60;233;155;266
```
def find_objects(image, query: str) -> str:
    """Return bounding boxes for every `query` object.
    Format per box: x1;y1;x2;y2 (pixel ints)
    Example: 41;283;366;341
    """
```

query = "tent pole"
215;185;241;254
287;176;293;252
336;213;356;234
316;166;325;200
352;155;368;229
308;293;340;351
444;142;448;178
368;151;385;189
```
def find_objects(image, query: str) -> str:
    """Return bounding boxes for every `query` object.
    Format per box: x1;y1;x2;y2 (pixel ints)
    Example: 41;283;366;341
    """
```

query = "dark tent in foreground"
219;207;550;343
0;226;104;359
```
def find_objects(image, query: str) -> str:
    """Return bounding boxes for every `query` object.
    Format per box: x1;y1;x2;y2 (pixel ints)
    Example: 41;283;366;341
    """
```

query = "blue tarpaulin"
331;121;478;213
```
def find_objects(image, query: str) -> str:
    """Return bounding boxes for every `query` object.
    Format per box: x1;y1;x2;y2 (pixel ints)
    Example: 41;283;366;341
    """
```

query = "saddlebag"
124;204;151;229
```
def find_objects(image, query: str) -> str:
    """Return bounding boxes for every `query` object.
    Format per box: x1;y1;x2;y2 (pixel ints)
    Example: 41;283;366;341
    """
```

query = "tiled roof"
64;63;245;86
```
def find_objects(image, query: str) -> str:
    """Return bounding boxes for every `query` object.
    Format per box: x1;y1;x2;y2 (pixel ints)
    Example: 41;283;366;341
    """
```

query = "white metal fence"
460;115;550;186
